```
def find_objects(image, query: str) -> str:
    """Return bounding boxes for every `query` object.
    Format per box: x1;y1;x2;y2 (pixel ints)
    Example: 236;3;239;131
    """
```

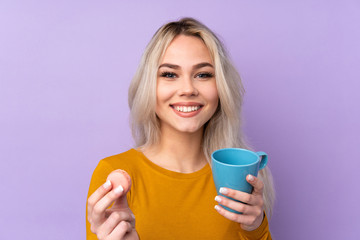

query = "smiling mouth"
170;105;203;113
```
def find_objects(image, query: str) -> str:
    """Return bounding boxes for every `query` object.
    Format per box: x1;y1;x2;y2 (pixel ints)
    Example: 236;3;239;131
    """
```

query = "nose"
178;76;198;96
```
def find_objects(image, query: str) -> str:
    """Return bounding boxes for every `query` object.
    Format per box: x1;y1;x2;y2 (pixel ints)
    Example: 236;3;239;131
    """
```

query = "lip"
170;102;204;107
170;102;204;118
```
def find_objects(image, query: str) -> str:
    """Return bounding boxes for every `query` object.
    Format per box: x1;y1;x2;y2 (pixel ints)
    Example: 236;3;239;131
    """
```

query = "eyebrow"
158;62;214;70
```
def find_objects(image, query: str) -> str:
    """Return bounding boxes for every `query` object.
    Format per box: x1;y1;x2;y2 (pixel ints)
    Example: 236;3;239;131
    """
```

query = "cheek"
156;84;167;104
210;89;219;103
205;84;219;106
156;82;175;109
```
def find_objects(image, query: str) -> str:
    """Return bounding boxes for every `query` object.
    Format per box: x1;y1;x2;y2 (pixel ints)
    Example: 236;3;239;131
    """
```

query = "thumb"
107;169;132;209
111;185;135;227
112;188;130;209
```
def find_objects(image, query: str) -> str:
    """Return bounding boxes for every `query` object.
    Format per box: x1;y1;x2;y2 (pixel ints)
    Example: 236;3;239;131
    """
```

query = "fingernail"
219;187;228;195
248;175;254;182
214;205;220;211
114;185;124;194
215;196;222;203
103;180;111;189
131;213;135;219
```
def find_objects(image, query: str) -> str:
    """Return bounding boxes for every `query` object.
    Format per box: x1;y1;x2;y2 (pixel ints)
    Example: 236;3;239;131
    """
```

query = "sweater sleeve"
85;158;133;240
86;159;115;240
237;213;272;240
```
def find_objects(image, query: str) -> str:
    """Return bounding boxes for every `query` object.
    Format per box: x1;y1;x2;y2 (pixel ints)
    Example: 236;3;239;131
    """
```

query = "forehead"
160;35;213;64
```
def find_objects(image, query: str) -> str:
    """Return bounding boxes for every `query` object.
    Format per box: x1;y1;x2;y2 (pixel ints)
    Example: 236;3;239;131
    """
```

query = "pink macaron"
106;169;132;193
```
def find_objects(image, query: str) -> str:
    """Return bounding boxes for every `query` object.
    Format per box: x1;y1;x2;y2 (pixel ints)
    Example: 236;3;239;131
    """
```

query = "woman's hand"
87;180;139;240
214;174;265;231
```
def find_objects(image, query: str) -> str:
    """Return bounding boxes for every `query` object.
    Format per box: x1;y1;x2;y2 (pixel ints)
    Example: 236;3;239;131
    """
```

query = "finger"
215;204;259;226
215;195;257;215
246;174;264;196
128;213;136;228
107;221;132;240
92;185;125;225
96;212;134;239
219;187;255;205
112;191;130;210
105;210;136;228
87;180;113;219
214;204;247;223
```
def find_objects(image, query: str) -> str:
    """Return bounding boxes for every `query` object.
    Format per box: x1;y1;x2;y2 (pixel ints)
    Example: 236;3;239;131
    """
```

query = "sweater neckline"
132;148;211;179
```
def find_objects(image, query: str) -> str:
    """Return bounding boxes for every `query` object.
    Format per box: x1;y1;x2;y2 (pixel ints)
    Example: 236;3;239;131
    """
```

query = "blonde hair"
128;17;275;217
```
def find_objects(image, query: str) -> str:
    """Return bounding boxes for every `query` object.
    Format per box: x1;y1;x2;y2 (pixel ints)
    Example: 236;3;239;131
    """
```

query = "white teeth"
174;106;200;113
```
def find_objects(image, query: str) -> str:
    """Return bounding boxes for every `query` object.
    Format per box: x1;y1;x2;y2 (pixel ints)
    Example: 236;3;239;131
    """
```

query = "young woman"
86;18;275;240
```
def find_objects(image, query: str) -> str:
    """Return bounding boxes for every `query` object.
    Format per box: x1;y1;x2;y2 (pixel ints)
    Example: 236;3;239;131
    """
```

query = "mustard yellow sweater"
86;149;272;239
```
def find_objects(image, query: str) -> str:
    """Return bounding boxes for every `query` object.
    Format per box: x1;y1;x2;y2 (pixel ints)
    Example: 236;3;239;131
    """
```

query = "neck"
142;125;207;173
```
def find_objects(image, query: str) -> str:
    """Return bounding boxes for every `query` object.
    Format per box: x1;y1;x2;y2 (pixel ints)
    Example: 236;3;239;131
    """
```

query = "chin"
176;125;203;134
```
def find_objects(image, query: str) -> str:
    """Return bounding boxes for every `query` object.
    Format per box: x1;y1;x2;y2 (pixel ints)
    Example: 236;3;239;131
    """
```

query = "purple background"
1;0;359;239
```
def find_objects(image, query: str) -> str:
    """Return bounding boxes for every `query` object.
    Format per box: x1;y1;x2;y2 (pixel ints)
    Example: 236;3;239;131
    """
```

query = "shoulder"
94;148;143;178
100;148;143;170
87;148;143;196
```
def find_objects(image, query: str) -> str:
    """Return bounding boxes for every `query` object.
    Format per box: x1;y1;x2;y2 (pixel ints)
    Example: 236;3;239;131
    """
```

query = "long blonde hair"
128;17;275;217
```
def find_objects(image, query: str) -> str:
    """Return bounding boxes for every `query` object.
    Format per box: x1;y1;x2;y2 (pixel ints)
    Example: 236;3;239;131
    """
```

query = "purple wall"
1;0;359;239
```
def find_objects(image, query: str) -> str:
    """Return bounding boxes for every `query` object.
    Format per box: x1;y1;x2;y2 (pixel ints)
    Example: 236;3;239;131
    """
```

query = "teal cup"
211;148;268;214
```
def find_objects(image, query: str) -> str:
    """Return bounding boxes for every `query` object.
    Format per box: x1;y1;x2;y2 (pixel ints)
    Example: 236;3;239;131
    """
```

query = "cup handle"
256;151;268;170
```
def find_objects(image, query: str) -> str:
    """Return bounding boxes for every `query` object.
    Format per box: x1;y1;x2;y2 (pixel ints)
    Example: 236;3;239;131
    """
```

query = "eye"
160;71;177;78
196;72;214;79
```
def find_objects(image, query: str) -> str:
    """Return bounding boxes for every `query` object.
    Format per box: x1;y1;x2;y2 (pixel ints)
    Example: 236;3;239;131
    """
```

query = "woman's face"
156;35;219;134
